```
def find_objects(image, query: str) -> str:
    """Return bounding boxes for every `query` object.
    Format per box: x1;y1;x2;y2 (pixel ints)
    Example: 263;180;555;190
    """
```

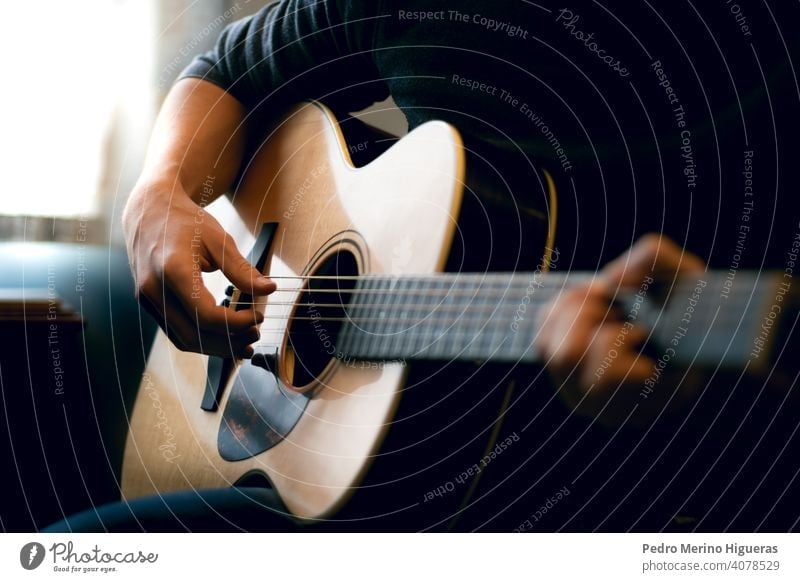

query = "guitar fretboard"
323;270;784;368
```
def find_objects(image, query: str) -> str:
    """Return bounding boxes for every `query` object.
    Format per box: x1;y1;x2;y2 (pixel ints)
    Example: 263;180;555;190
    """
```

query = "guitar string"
219;276;757;331
228;304;747;326
230;285;581;296
226;286;739;316
228;282;726;309
227;282;709;299
242;300;738;329
243;283;744;345
226;272;735;298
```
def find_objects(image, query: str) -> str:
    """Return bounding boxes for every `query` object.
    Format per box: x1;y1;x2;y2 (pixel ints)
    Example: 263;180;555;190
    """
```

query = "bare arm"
122;78;275;357
138;78;246;201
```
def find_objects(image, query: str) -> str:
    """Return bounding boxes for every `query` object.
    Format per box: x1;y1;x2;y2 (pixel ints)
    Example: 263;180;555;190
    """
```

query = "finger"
206;231;276;296
196;326;262;358
584;324;650;390
602;233;705;288
162;260;265;333
536;281;612;374
145;284;261;357
570;324;655;420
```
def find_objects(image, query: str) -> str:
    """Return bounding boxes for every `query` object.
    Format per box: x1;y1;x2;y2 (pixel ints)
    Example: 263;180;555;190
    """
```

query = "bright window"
0;1;153;218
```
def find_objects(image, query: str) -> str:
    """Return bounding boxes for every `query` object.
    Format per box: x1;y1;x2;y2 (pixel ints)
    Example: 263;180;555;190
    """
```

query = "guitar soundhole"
286;250;359;388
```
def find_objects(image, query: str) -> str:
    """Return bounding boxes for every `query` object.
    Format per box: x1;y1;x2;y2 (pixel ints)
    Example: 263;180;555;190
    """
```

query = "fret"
425;276;447;360
450;275;479;360
397;277;416;359
462;276;489;360
487;275;512;358
377;276;394;356
368;277;389;358
447;274;479;359
434;275;458;359
416;277;434;358
344;277;372;357
388;277;405;359
427;276;449;358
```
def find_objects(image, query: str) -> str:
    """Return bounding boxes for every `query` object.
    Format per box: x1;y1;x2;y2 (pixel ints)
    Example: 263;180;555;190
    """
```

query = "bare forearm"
137;78;246;203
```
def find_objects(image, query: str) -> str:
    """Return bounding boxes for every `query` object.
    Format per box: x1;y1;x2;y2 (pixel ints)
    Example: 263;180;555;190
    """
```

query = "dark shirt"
181;0;800;270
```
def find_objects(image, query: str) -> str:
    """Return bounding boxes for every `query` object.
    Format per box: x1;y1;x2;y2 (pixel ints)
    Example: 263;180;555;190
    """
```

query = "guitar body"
122;102;479;520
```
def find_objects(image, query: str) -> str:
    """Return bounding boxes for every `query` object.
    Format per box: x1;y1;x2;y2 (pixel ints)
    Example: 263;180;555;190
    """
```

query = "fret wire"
375;277;394;358
416;277;434;357
436;278;459;359
377;277;394;359
361;277;384;356
429;276;455;357
373;277;392;357
441;274;484;357
347;278;366;356
486;279;511;357
431;276;456;359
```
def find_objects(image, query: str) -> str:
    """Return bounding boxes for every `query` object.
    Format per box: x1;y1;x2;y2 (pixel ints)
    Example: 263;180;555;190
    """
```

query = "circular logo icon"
20;542;46;570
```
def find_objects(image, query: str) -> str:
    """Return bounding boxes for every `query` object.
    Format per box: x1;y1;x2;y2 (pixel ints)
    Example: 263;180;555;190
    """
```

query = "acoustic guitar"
122;101;795;524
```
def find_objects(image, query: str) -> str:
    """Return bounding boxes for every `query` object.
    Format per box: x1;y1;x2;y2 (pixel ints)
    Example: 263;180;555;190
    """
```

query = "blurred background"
1;0;265;242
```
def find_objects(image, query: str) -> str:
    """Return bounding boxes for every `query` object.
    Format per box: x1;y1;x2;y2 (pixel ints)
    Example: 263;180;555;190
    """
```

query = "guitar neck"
330;270;789;370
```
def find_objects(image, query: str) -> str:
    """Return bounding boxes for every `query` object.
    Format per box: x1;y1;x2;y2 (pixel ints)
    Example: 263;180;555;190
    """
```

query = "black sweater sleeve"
178;0;390;113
